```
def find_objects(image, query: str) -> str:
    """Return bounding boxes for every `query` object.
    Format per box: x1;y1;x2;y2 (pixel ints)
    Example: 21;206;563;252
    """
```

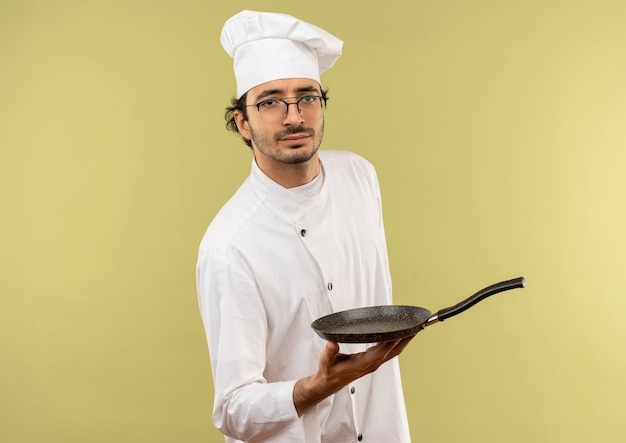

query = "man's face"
235;78;325;167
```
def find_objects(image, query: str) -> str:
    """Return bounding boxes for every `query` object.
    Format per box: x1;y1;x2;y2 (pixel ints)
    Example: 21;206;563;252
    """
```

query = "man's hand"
293;335;415;416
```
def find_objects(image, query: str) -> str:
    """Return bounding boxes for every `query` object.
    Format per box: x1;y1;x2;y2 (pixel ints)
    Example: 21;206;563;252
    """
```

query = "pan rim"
311;305;431;343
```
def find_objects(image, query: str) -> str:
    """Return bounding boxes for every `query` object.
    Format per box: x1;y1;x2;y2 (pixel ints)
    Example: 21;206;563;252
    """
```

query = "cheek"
248;124;273;148
316;119;325;139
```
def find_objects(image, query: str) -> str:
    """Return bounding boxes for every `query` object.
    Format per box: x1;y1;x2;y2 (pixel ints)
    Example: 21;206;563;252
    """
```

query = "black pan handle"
436;277;526;322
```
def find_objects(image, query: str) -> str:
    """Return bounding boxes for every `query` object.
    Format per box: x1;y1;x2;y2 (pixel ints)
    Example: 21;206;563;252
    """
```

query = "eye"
258;99;280;108
300;95;317;104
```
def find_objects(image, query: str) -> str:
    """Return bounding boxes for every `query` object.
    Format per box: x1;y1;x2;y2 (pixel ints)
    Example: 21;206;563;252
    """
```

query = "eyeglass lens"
256;96;325;123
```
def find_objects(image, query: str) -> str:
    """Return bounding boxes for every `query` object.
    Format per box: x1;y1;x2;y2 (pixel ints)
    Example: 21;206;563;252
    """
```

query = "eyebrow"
254;85;320;102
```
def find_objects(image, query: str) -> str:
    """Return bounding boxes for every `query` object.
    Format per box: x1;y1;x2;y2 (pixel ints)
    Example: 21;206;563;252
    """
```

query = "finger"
371;339;402;354
383;335;416;360
319;341;341;371
326;341;340;354
353;340;401;371
367;335;415;362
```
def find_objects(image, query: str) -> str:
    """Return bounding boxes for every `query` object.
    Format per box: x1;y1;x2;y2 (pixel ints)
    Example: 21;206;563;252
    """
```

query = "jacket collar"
249;157;327;218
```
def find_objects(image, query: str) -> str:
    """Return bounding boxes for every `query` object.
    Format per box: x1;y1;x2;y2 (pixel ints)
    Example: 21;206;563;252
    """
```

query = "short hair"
224;93;252;148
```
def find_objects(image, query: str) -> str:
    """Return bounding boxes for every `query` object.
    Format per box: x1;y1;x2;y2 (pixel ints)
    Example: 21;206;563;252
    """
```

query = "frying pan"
311;277;525;343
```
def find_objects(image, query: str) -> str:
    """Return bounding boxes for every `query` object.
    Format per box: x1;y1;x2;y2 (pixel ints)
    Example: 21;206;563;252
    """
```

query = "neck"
255;154;321;189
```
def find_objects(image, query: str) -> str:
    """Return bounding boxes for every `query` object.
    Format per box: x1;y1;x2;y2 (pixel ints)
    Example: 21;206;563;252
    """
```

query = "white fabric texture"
197;150;411;442
220;10;343;98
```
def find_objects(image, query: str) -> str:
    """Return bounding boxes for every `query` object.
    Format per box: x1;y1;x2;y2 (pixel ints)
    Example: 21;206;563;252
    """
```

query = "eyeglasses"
246;95;327;124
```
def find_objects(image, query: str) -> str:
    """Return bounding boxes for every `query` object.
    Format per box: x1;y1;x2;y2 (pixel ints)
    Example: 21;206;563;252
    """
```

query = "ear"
234;110;252;140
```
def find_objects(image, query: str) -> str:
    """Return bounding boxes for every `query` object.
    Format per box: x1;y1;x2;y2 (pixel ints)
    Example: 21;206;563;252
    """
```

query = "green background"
2;1;625;441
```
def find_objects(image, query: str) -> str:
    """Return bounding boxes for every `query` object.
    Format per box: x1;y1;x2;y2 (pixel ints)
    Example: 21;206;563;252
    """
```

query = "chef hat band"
221;10;343;98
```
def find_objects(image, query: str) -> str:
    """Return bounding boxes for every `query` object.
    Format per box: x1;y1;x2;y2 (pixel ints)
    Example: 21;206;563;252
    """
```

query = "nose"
283;101;304;125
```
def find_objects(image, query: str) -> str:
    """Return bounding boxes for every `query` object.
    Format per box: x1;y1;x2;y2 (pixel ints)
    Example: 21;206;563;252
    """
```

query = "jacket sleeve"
197;248;305;442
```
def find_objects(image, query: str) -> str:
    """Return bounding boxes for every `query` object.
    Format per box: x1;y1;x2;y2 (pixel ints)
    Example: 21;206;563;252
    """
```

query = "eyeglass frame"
245;95;328;122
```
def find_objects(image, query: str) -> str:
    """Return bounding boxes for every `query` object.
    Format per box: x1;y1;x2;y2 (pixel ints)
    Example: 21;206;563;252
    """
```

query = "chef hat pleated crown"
220;10;343;98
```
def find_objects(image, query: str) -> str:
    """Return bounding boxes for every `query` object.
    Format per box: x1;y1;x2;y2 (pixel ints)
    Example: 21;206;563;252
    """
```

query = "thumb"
326;341;340;355
320;341;340;368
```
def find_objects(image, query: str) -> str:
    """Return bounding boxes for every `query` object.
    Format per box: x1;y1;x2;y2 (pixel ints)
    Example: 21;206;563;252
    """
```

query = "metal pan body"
311;305;432;343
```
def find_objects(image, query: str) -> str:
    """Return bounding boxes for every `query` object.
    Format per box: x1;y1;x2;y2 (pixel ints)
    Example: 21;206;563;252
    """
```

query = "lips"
275;126;315;146
281;134;309;141
279;134;310;146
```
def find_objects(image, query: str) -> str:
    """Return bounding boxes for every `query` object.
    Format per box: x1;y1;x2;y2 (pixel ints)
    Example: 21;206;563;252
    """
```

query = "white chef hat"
220;10;343;98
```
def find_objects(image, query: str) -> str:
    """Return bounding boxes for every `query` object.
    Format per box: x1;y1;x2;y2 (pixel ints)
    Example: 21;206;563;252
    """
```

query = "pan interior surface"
311;305;431;343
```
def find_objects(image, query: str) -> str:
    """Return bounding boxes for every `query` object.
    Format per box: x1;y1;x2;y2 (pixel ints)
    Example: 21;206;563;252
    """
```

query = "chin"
282;146;319;164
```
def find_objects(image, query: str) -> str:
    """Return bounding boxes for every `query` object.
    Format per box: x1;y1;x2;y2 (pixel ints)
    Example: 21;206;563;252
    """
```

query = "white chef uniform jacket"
197;150;411;443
